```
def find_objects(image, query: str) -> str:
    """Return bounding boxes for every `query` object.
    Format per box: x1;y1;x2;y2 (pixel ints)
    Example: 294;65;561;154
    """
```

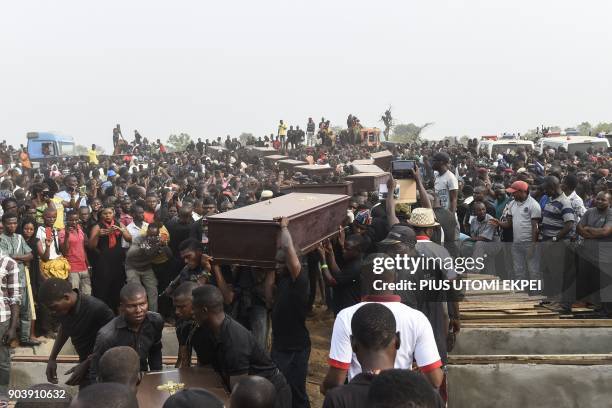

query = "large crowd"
0;118;610;408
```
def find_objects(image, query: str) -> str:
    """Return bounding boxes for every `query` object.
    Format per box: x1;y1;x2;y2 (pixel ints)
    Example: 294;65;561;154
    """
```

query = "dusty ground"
305;304;335;407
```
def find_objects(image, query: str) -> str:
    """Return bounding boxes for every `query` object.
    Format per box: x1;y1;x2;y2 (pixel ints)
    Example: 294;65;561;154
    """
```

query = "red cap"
506;180;529;193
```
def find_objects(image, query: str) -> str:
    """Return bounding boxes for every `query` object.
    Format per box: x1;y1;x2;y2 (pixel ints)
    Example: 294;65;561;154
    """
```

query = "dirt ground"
305;304;335;407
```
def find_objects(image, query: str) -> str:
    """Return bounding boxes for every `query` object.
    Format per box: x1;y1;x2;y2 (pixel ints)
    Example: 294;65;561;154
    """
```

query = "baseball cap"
379;225;416;246
505;180;529;193
107;170;117;177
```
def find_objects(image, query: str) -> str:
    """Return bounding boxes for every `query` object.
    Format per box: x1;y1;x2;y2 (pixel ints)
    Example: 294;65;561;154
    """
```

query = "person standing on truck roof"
88;144;99;166
19;147;31;174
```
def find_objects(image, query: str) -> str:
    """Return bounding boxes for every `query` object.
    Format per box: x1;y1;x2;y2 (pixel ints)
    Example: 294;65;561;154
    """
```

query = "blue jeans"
271;346;311;408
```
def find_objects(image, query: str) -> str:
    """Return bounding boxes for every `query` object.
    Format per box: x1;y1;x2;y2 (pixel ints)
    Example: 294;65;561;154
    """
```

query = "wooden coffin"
246;146;278;158
278;159;308;174
206;145;228;159
263;154;289;165
208;193;350;267
283;181;353;196
352;164;385;174
294;164;334;177
137;367;229;407
350;159;374;166
345;172;390;192
371;150;394;171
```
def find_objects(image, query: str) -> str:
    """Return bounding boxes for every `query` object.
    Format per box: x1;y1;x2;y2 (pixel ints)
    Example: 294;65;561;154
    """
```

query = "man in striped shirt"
540;176;575;313
0;255;21;400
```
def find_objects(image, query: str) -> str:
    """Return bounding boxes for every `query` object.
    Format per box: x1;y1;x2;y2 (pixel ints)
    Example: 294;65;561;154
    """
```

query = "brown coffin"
263;154;289;164
136;367;229;407
345;172;390;192
208;193;349;267
205;145;228;159
371;150;394;171
350;159;374;166
352;164;385;174
278;159;308;174
246;146;278;158
284;181;354;196
294;164;334;177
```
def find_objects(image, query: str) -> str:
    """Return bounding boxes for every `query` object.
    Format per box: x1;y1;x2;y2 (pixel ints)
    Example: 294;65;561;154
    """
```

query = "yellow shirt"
278;123;287;137
37;199;65;229
88;149;99;165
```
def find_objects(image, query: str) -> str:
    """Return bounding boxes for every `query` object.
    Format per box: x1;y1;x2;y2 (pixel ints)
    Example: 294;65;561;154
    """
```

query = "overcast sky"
2;0;611;151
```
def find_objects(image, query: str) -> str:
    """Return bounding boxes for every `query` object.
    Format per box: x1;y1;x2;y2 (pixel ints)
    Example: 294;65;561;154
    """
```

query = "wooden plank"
449;354;612;365
462;319;612;328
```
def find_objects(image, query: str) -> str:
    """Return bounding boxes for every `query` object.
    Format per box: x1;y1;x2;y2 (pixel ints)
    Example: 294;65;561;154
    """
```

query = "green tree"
239;132;254;144
391;123;434;144
166;133;192;152
593;122;612;135
576;122;592;135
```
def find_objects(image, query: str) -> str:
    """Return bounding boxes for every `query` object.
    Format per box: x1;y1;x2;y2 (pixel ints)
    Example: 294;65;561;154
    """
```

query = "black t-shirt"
194;315;280;392
57;290;114;361
271;270;310;351
322;373;373;408
332;258;362;315
175;319;213;366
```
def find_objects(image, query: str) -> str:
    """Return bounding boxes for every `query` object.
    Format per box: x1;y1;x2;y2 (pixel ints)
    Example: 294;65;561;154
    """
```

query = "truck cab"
27;132;75;166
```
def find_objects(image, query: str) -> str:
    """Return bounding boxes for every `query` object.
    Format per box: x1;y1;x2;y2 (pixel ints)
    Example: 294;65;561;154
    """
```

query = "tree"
166;133;192;152
577;122;592;136
391;123;434;144
593;122;612;136
380;107;394;141
74;144;105;155
239;132;254;144
459;135;470;145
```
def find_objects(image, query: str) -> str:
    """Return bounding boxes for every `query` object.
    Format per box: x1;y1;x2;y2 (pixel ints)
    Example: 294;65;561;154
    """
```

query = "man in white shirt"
321;254;443;394
490;181;541;284
55;175;87;210
562;174;586;238
432;152;458;213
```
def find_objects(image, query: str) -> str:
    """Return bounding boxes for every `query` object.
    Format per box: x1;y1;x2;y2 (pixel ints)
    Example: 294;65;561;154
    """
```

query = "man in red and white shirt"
321;254;443;394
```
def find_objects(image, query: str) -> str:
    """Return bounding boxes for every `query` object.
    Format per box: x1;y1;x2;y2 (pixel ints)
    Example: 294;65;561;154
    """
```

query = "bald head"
230;376;276;408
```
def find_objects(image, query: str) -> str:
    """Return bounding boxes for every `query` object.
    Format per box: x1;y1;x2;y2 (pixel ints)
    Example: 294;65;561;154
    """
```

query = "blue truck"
26;132;76;165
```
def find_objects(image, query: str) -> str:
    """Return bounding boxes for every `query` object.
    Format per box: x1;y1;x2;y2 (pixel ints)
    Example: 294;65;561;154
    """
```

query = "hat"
260;190;273;200
162;388;224;408
107;170;117;177
505;180;529;193
503;168;514;174
379;225;416;246
406;208;439;228
517;167;528;174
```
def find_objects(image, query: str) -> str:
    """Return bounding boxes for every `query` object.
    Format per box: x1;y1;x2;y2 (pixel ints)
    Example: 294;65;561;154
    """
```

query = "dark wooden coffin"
246;146;278;158
351;159;374;166
263;154;289;165
208;193;350;267
137;367;228;407
282;181;353;196
278;159;308;174
345;172;390;192
205;145;228;159
371;150;394;171
352;164;385;174
294;164;334;177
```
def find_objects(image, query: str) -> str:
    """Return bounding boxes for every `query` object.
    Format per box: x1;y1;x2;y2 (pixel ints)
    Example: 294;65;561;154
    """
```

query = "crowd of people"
0;117;610;407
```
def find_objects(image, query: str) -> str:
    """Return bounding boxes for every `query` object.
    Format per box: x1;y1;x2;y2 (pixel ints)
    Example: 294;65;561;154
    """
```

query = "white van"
478;136;534;158
537;136;610;155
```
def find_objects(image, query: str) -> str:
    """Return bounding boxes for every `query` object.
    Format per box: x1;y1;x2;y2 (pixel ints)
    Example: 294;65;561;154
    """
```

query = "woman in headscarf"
88;207;132;312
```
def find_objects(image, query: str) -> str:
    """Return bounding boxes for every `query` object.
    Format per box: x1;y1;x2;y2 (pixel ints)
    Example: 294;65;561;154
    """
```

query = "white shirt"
55;191;88;208
434;170;458;211
507;196;541;242
36;226;61;260
328;298;442;380
123;221;148;248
